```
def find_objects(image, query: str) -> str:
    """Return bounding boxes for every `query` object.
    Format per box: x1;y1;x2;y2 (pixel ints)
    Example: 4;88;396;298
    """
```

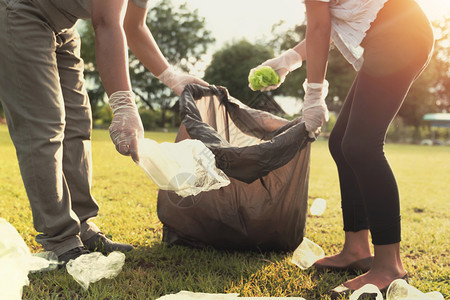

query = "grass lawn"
0;125;448;299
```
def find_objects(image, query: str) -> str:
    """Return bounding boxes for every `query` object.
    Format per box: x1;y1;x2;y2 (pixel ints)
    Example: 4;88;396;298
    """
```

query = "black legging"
328;0;434;245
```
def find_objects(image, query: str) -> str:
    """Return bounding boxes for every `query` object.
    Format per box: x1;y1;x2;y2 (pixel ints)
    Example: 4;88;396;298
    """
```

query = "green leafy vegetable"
248;66;281;90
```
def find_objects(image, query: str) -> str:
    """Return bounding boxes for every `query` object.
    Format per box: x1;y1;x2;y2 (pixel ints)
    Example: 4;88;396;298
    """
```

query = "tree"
79;0;215;127
78;23;105;119
129;0;215;128
203;40;275;107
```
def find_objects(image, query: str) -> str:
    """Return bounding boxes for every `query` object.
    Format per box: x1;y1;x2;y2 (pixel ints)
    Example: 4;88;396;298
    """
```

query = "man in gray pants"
0;0;206;265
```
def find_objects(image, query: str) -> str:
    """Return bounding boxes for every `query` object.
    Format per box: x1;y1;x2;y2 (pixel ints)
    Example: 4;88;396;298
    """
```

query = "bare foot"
341;268;407;290
315;251;373;269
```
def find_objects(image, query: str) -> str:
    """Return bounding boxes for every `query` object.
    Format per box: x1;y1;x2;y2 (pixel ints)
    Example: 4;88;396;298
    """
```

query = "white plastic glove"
302;79;329;138
248;49;303;91
157;66;208;96
108;91;144;162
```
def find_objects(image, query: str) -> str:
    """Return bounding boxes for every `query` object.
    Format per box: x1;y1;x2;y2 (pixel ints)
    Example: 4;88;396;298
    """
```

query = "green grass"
0;125;448;299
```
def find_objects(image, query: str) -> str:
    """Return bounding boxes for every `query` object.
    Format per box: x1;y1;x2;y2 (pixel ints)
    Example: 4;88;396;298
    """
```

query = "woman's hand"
302;80;329;137
248;49;303;91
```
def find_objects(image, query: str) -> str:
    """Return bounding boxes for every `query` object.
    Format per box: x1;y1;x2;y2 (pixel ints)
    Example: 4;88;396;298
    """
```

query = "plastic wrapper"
66;251;125;290
386;279;444;300
291;237;324;270
138;138;230;197
309;198;327;216
0;218;59;300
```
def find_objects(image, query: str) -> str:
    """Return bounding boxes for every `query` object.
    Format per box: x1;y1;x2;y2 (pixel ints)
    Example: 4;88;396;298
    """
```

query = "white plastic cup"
386;279;444;300
291;237;325;270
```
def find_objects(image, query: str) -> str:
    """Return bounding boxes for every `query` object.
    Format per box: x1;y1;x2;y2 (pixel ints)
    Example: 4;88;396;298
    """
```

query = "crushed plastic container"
156;291;306;299
0;218;59;300
386;279;444;300
138;138;230;197
350;284;383;300
310;198;327;216
291;237;324;270
66;251;125;290
349;279;445;300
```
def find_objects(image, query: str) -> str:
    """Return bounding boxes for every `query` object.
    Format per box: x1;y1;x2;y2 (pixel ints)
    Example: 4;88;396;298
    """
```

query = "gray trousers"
0;0;100;255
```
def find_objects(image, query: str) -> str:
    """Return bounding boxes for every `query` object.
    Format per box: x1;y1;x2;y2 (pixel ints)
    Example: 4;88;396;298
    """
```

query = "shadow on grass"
23;243;359;299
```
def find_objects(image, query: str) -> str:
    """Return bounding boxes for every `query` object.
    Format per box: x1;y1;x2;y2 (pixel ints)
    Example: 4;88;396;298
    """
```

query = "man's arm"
91;0;143;162
91;0;131;96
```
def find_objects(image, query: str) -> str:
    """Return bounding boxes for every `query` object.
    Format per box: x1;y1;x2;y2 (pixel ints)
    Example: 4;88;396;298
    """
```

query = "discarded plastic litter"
157;291;239;299
0;218;59;300
291;237;324;270
66;251;125;290
386;279;444;300
156;291;306;299
310;198;326;216
350;284;383;300
138;138;230;197
348;279;444;300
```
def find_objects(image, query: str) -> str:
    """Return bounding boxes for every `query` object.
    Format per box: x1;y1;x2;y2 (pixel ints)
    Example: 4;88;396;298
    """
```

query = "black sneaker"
83;232;134;254
57;246;90;267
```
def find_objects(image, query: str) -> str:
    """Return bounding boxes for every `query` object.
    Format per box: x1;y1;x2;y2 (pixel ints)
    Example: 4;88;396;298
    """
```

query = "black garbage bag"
157;84;312;251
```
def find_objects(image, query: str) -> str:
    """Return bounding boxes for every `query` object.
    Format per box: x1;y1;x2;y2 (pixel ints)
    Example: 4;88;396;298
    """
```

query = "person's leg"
55;28;100;241
55;28;134;253
315;76;372;270
0;0;83;256
332;18;433;290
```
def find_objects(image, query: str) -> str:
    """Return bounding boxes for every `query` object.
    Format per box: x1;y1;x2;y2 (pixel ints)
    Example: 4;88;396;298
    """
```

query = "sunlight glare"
416;0;450;21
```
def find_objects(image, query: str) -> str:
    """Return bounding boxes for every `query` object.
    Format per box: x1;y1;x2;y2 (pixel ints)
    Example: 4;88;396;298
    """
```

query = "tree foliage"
129;0;214;122
79;0;214;127
203;40;274;106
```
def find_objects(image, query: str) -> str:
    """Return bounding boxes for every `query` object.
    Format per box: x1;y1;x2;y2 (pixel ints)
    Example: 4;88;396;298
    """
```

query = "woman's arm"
91;0;131;96
123;2;170;77
304;0;331;83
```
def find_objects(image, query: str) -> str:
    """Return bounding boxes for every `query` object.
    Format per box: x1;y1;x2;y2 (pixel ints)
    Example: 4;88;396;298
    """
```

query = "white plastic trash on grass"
156;291;306;299
309;198;326;216
291;237;324;270
386;279;444;300
66;251;125;290
157;291;239;299
350;284;383;300
348;279;444;300
138;138;230;197
0;218;59;300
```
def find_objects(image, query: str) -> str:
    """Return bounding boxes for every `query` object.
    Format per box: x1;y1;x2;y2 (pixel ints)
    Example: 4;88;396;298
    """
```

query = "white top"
308;0;389;71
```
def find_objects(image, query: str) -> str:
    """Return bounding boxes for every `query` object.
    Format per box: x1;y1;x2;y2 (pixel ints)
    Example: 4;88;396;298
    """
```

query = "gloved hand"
248;49;302;91
108;91;144;162
302;79;329;138
157;66;209;96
